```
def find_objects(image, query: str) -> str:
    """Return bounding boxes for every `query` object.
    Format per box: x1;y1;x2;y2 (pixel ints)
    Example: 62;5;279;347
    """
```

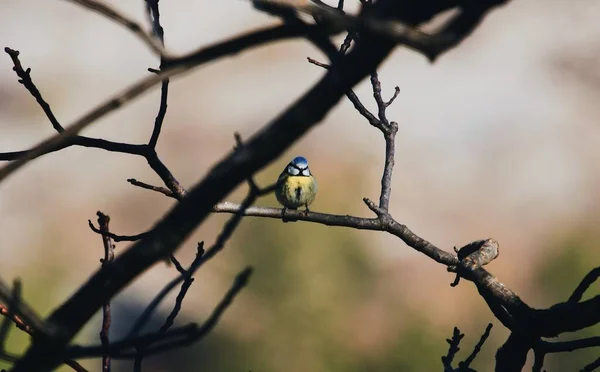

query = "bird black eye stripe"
290;163;308;171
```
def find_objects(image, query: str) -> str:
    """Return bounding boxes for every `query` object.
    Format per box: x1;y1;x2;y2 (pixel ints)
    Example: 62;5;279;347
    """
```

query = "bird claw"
302;206;310;216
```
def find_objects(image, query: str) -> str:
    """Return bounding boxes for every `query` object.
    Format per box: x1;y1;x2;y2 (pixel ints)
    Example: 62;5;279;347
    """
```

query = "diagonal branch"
88;219;150;242
0;279;21;351
12;10;398;368
569;266;600;303
127;242;205;339
0;280;87;372
132;243;204;371
62;0;167;57
459;323;493;369
4;48;64;133
66;267;253;359
127;178;175;198
0;21;325;185
581;357;600;372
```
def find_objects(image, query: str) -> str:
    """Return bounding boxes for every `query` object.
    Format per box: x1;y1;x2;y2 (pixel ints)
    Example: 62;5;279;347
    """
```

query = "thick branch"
495;332;536;372
12;16;397;371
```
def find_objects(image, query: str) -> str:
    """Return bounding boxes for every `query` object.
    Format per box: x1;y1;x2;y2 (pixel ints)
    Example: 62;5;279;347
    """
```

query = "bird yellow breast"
276;175;317;209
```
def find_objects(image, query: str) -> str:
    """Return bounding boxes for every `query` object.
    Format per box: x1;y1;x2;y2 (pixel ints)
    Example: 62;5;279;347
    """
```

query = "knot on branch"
448;239;499;287
363;197;393;228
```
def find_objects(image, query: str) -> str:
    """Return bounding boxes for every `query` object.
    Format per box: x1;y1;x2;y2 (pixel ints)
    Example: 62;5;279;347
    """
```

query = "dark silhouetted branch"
0;280;87;371
146;0;169;149
0;279;21;351
132;242;204;371
96;212;115;372
4;48;64;132
569;266;600;303
63;0;167;57
67;267;252;359
127;243;205;339
0;278;55;339
442;327;463;371
0;21;327;186
582;357;600;372
5;1;518;370
459;323;493;370
88;219;150;242
127;178;175;198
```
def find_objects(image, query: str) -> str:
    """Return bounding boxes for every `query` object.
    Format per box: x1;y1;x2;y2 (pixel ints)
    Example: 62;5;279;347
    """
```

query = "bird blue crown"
291;156;308;168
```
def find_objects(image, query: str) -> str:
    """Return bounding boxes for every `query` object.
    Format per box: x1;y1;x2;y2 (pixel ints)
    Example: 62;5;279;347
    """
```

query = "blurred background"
1;0;600;371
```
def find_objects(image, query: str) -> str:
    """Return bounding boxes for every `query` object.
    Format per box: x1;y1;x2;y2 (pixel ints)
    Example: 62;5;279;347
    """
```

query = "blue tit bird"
275;156;317;212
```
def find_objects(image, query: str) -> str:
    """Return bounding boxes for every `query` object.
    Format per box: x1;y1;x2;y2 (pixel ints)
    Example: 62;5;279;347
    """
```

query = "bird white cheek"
287;166;299;175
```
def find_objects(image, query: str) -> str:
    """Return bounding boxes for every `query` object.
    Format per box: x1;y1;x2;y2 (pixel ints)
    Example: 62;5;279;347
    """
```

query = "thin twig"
0;22;322;185
97;212;115;372
569;267;600;303
0;280;20;351
146;0;170;149
385;86;400;107
132;243;204;368
4;48;64;132
127;242;205;339
88;219;150;242
12;1;513;369
0;281;87;371
67;267;253;359
127;178;175;198
63;0;167;57
0;278;54;338
441;327;464;371
582;357;600;372
459;323;493;369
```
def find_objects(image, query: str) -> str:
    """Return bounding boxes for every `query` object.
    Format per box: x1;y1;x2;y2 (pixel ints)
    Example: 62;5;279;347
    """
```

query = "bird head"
285;156;311;176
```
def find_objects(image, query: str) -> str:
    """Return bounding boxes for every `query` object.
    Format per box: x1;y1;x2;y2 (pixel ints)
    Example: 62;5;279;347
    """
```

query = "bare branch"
67;267;253;359
5;48;64;132
62;0;168;57
378;119;397;211
133;243;205;370
582;357;600;372
88;219;150;242
254;0;509;62
126;242;205;339
540;336;600;354
146;0;169;149
385;86;400;107
127;178;175;198
0;21;324;185
441;327;463;371
569;266;600;303
6;1;516;370
0;278;55;339
96;212;115;372
0;279;21;351
459;323;493;369
0;280;87;372
495;332;535;372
